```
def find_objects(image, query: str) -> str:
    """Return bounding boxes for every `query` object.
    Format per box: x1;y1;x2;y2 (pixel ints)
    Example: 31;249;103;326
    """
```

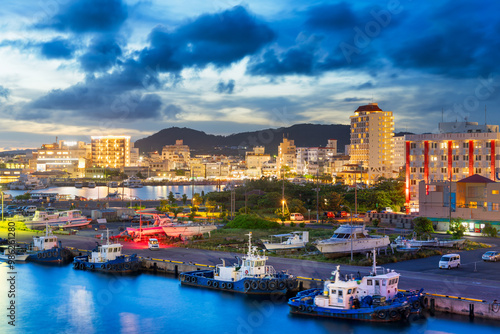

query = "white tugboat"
315;225;390;258
263;231;309;251
289;249;424;322
28;223;74;264
73;230;140;273
180;232;296;294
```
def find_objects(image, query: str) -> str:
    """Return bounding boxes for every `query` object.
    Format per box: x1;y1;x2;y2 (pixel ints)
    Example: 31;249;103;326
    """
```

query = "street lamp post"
343;204;354;261
1;190;4;222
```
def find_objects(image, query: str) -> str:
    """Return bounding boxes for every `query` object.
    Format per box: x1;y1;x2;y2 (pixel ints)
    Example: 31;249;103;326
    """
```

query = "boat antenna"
106;228;110;245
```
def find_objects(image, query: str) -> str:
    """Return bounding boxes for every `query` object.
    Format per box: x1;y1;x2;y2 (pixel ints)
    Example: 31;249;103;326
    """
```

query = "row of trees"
204;176;406;217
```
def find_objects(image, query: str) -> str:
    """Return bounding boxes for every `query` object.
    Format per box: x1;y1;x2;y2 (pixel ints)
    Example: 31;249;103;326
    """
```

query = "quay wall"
420;292;500;321
67;248;500;321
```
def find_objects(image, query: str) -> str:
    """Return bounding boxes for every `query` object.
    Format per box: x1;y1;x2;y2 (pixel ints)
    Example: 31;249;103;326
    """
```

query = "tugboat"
73;230;140;274
288;249;423;322
180;232;296;294
28;224;74;264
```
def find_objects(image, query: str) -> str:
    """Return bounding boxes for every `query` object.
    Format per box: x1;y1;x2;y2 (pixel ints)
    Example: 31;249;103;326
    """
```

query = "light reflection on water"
0;263;499;334
4;185;218;200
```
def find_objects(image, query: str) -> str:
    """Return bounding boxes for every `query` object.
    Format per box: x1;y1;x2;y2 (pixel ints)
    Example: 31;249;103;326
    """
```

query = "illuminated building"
91;136;131;169
277;137;296;175
161;140;191;169
405;121;499;212
348;103;395;184
36;140;90;177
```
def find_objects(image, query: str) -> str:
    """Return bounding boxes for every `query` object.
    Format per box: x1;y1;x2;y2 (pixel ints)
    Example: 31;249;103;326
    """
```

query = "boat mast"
372;248;377;275
247;232;252;256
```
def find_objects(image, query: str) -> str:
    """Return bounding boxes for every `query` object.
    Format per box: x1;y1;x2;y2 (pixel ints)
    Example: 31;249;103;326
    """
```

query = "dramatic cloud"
2;0;500;148
36;0;128;33
387;0;500;78
39;37;75;59
79;35;123;72
139;6;274;71
216;80;235;94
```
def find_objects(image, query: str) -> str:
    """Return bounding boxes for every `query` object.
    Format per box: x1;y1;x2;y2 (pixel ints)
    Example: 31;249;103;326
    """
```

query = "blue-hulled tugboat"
73;230;140;274
288;249;423;322
28;224;73;264
180;232;296;294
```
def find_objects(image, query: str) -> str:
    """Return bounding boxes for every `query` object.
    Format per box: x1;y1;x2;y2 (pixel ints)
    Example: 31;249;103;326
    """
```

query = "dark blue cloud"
36;0;128;33
387;0;500;78
40;38;75;59
163;104;183;119
0;85;10;99
140;6;274;71
216;80;235;94
355;81;374;90
305;2;357;31
79;35;122;72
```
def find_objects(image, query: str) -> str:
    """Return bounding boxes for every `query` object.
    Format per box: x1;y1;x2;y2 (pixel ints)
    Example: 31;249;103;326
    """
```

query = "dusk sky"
0;0;499;151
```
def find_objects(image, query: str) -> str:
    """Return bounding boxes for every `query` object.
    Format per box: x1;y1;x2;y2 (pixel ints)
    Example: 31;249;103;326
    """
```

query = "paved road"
4;226;500;302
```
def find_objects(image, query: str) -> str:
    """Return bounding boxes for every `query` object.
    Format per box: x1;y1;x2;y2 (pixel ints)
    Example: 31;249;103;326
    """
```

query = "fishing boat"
263;231;309;251
180;232;297;294
108;181;118;188
73;230;140;273
315;225;390;258
126;214;217;239
25;210;91;229
288;250;423;322
27;224;74;264
391;233;465;249
0;245;30;262
123;176;143;188
8;174;47;190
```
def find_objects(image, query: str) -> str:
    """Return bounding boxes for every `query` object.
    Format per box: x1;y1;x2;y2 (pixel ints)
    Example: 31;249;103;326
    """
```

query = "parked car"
23;206;37;215
290;213;304;221
45;207;58;214
340;211;350;218
325;211;335;218
148;238;160;250
482;251;500;262
439;254;461;269
380;207;393;213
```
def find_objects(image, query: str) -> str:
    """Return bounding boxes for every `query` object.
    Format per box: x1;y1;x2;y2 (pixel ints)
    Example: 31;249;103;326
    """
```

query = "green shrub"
372;218;380;227
299;222;306;228
482;223;498;237
226;214;280;229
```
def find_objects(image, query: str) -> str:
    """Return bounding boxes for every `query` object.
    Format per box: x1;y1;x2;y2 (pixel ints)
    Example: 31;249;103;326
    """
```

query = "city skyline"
1;0;499;151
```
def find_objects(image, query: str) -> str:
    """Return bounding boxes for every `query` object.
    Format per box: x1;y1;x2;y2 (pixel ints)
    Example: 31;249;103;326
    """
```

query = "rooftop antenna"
485;105;487;125
441;108;444;123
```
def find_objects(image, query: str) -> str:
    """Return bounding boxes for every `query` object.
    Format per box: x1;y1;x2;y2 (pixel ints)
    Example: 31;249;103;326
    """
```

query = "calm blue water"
1;263;499;334
5;185;218;200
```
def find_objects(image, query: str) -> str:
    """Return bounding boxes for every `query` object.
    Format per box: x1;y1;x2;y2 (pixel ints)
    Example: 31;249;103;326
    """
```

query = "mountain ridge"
134;123;352;156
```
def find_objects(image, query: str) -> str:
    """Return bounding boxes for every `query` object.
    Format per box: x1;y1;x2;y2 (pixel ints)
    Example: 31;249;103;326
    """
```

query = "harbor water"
1;263;499;334
4;185;218;201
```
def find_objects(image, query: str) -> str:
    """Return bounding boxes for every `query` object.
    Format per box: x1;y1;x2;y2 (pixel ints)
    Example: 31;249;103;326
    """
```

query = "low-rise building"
418;174;500;232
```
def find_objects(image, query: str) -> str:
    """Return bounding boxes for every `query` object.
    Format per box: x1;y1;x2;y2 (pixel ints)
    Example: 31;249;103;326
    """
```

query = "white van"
148;238;160;250
290;213;304;221
439;253;460;269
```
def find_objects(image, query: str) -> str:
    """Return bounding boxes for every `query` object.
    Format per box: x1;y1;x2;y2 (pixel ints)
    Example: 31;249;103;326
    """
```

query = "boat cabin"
58;210;83;219
215;232;276;281
327;225;369;241
32;235;58;251
90;243;123;263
